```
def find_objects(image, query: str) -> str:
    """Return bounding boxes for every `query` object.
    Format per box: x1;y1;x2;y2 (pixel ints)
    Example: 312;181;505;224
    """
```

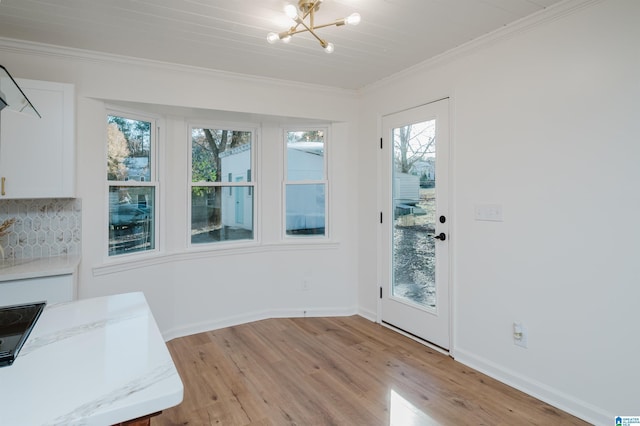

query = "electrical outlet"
513;322;527;348
301;279;310;291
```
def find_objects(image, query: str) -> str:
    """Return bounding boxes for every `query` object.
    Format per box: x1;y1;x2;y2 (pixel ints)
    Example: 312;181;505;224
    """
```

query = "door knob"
433;232;446;241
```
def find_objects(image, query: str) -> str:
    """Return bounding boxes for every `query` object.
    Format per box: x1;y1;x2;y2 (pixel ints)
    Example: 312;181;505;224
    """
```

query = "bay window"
190;126;255;245
284;129;328;237
107;113;157;256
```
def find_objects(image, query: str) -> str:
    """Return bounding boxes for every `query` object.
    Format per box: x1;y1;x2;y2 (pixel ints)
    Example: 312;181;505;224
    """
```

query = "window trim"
282;126;330;240
105;108;161;260
187;122;259;249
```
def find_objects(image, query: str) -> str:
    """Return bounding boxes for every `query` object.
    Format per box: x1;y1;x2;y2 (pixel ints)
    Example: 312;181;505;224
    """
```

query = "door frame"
376;97;454;354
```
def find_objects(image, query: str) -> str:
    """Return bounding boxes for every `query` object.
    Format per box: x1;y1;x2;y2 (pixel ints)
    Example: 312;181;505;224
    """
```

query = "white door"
380;99;450;350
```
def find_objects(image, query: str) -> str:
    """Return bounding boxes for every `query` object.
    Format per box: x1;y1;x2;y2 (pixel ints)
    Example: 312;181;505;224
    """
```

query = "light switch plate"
474;204;503;221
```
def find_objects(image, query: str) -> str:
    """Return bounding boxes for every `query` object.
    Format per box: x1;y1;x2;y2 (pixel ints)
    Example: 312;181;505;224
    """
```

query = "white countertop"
0;292;184;425
0;254;81;282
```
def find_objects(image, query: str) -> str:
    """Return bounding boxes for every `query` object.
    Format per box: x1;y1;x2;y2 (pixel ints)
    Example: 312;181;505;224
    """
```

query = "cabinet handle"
1;177;5;196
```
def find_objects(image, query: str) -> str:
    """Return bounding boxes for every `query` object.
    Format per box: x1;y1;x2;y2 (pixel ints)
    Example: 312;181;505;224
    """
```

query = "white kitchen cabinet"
0;79;75;198
0;274;75;306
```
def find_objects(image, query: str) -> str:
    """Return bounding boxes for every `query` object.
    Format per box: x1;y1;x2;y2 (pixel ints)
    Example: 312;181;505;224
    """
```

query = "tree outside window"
190;127;254;244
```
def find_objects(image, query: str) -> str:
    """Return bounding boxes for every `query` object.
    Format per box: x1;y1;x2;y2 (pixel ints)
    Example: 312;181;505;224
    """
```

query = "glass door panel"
392;119;437;310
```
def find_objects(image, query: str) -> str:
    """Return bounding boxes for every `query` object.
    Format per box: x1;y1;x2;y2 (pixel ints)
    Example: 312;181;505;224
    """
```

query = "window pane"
109;186;155;255
286;184;325;235
191;186;254;243
107;115;152;182
191;128;251;183
287;131;324;181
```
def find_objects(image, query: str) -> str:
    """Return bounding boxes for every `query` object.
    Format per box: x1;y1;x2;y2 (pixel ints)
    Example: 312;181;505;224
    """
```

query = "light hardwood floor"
152;316;588;425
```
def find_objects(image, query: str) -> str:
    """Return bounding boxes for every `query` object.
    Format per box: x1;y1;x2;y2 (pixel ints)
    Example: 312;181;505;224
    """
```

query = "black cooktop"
0;301;46;367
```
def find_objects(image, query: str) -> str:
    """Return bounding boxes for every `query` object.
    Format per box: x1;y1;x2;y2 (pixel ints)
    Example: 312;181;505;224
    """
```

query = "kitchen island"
0;292;183;425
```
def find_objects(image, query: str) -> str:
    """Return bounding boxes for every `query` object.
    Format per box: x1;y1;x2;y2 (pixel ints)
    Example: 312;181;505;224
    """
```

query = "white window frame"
105;108;161;259
187;123;258;249
282;127;329;240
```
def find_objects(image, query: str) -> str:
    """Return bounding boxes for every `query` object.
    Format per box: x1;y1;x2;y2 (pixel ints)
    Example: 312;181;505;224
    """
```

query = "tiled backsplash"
0;199;81;260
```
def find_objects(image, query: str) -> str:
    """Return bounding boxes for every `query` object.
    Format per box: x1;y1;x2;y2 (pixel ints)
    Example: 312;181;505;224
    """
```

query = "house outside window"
190;127;255;245
284;129;327;237
107;113;158;256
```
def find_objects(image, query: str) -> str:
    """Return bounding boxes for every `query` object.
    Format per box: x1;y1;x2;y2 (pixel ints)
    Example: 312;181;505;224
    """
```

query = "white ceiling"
0;0;565;90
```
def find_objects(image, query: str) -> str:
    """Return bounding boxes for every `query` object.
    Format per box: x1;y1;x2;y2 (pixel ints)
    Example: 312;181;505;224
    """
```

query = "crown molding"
0;36;357;98
359;0;604;94
0;0;604;96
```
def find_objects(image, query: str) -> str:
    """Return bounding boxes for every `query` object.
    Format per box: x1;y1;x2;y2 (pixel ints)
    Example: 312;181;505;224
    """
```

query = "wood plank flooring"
152;316;588;425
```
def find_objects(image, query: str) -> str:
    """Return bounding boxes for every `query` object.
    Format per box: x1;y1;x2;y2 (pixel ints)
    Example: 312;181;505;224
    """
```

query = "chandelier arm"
309;20;345;30
286;27;311;36
309;2;315;28
295;17;327;46
286;18;345;37
286;25;301;36
288;17;305;35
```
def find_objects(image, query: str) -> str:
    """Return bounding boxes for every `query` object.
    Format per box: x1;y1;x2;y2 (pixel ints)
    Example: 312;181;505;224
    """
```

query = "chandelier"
267;0;361;53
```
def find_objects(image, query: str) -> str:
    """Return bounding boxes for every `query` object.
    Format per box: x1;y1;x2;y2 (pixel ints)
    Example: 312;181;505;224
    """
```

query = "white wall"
2;0;637;422
0;41;360;339
358;0;639;423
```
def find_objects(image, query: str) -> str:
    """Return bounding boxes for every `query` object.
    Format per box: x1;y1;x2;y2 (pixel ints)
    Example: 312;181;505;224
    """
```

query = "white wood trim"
162;305;359;342
0;37;358;97
454;348;610;425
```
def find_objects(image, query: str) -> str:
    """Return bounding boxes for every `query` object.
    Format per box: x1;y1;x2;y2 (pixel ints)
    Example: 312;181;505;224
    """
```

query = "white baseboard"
162;310;269;342
162;305;358;342
357;306;377;322
454;348;610;426
270;305;359;320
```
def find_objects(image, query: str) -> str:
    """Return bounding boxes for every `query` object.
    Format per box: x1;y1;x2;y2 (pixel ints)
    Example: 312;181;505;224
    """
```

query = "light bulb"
267;32;279;44
345;12;361;26
324;42;334;54
284;4;298;19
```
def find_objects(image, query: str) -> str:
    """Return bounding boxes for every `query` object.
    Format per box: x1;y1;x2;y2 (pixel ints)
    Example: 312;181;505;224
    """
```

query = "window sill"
92;240;340;276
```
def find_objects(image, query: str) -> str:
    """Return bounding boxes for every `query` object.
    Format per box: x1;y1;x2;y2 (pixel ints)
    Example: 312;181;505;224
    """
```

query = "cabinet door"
0;274;75;306
0;79;74;198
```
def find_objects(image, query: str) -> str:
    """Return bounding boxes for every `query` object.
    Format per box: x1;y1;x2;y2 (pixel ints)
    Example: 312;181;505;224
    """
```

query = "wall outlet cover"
474;204;504;222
